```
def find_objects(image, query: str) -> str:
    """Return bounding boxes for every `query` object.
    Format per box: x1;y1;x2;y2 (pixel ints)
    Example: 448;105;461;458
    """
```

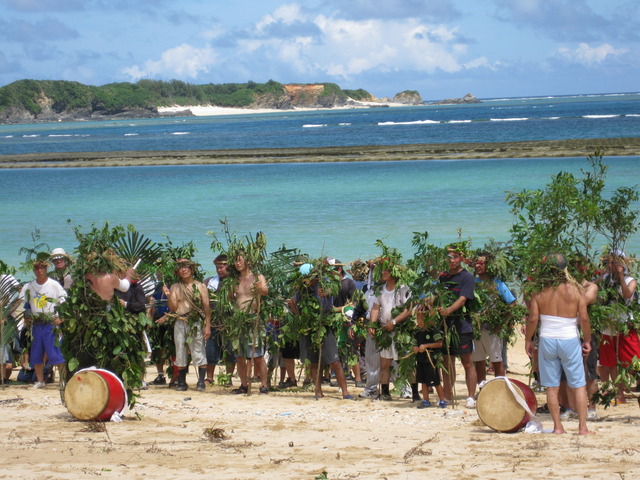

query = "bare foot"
553;428;566;434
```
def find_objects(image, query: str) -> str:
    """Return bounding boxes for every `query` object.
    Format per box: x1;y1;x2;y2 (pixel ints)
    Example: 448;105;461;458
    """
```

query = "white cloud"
122;43;217;80
256;3;306;32
554;42;628;65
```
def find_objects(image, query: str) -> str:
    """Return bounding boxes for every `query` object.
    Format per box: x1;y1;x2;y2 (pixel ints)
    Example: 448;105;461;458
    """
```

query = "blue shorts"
205;329;236;365
30;324;65;365
539;336;585;388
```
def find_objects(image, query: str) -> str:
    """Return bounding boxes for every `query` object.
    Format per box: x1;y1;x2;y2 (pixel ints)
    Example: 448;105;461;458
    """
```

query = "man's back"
533;283;583;319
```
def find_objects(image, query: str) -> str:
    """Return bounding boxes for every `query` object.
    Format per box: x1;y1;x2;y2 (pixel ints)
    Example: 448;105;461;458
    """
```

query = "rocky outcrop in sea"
430;93;481;105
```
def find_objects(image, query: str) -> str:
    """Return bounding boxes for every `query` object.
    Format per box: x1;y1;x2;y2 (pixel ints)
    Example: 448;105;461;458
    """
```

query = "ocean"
1;93;639;273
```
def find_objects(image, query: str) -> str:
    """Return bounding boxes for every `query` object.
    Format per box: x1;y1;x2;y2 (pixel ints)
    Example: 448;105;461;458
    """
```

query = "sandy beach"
1;137;639;169
1;334;639;480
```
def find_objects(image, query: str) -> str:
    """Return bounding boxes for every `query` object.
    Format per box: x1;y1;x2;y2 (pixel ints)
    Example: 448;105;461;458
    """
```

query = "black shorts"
281;341;300;360
416;360;441;386
446;332;474;356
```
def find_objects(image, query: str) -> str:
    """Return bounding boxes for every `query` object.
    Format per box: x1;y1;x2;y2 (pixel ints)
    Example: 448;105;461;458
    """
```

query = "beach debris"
404;434;438;463
203;426;229;442
0;397;23;405
80;421;107;433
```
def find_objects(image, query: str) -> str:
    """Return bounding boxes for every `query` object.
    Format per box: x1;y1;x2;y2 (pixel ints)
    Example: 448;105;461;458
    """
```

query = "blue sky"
0;0;637;99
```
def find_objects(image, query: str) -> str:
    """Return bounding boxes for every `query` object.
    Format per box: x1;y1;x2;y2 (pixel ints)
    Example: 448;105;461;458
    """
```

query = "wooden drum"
64;368;128;421
476;377;537;433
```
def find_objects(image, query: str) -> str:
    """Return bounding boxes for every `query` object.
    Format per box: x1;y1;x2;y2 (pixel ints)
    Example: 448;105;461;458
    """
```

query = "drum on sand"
64;368;128;421
476;377;537;433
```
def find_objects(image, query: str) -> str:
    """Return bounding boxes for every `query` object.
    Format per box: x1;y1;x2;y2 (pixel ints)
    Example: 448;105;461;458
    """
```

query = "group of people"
2;241;638;436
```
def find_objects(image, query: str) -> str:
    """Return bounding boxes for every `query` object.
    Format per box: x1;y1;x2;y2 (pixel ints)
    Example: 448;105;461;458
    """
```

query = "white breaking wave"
583;115;618;119
171;132;190;135
124;133;139;136
302;124;327;128
490;117;528;122
448;119;472;124
23;134;40;137
338;123;351;126
378;120;439;126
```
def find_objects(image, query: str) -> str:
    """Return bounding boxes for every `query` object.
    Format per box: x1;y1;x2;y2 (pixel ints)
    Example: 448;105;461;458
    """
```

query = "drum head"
477;378;529;432
64;370;110;421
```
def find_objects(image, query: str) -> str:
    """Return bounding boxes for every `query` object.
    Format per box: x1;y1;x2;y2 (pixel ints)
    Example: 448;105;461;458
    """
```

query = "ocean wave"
1;135;14;138
490;118;528;122
302;124;328;128
22;134;40;138
448;120;472;124
170;132;190;135
49;134;74;137
378;120;439;126
583;115;619;119
338;123;351;126
124;133;139;136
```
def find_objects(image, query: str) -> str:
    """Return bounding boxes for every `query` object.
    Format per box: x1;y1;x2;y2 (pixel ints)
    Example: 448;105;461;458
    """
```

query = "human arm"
199;282;211;340
524;295;539;358
582;280;598;306
254;274;269;297
368;302;380;336
615;264;637;300
166;284;179;312
383;306;411;331
577;293;591;355
438;296;467;318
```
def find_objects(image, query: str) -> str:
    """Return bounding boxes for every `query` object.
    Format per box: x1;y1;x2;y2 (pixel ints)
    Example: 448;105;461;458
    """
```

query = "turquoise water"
1;156;638;272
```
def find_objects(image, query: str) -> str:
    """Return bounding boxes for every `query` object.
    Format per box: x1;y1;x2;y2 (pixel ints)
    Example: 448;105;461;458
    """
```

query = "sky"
0;0;638;100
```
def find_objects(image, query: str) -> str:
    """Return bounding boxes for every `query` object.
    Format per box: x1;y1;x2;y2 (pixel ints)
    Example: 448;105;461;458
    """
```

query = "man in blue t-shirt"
437;245;477;408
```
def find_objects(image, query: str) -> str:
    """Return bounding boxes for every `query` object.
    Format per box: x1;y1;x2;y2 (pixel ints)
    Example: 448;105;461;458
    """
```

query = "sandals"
231;385;248;395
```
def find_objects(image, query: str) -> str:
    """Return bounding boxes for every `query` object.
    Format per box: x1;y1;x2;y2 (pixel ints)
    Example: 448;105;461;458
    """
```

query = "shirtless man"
525;253;593;435
163;259;211;392
231;254;269;394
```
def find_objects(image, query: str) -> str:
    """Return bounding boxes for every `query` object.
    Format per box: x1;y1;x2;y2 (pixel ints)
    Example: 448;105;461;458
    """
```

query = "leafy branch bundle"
57;223;156;405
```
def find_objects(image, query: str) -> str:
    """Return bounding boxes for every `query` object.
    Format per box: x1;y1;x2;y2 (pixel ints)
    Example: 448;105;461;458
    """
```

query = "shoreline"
157;102;409;117
1;137;639;169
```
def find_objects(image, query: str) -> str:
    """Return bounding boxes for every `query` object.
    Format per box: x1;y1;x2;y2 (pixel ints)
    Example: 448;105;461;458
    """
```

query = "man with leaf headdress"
471;251;518;383
369;250;413;401
19;254;67;389
525;253;592;435
437;243;477;408
231;252;269;394
164;259;211;392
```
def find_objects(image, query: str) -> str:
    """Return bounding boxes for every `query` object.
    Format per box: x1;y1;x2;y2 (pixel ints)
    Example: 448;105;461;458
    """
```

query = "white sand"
158;102;410;117
1;334;639;479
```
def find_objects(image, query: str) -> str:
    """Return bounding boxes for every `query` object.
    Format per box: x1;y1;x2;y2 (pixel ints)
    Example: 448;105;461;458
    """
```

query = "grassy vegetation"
0;79;383;119
0;79;289;116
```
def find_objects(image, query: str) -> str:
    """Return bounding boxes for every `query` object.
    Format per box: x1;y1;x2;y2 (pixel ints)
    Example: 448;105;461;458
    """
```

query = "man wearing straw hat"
50;248;73;290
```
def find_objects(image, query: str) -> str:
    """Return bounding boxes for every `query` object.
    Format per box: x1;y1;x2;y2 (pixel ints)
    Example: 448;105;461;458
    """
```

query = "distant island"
0;79;476;125
429;93;481;105
0;79;436;125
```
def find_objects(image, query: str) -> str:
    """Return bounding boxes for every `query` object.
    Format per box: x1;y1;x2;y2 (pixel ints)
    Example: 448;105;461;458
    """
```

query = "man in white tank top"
525;253;593;435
